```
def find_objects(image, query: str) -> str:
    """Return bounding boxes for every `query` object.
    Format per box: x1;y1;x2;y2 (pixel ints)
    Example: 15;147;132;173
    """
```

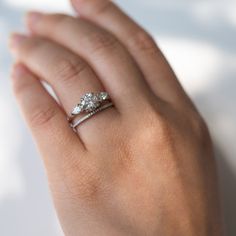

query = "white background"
0;0;236;235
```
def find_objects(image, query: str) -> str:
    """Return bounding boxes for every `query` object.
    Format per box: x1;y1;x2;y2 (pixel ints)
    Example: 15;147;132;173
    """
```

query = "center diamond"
80;93;101;112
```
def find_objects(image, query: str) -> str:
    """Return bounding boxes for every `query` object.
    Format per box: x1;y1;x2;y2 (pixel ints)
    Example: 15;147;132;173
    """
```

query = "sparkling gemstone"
72;105;83;115
80;93;101;112
98;92;109;101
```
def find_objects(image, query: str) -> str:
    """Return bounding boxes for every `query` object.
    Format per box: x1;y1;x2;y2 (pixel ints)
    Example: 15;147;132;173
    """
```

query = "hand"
9;0;223;235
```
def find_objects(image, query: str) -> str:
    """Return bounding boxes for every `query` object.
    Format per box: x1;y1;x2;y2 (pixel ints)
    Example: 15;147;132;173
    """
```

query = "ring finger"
10;34;119;144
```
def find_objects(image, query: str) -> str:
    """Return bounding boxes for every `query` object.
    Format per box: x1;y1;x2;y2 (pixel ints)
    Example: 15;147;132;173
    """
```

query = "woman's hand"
9;0;223;235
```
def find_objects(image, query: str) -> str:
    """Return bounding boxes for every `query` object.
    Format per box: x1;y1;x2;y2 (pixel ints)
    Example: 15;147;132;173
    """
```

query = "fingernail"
27;11;43;27
9;33;27;49
12;64;27;79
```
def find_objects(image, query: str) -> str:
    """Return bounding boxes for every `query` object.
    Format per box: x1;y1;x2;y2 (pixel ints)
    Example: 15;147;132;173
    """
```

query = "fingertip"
70;0;112;18
11;63;28;80
9;32;28;56
25;11;44;30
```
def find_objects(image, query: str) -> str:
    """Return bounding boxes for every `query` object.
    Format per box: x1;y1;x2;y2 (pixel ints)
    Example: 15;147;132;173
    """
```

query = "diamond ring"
68;92;113;130
68;92;111;121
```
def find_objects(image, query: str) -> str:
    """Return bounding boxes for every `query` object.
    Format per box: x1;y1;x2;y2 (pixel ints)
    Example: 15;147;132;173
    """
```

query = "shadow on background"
0;0;235;235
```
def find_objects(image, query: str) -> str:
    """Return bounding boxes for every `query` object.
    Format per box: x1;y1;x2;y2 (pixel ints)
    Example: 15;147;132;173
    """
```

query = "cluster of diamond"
71;92;110;115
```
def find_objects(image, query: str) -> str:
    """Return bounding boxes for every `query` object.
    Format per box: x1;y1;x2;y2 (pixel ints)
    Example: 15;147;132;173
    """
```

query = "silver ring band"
70;102;113;131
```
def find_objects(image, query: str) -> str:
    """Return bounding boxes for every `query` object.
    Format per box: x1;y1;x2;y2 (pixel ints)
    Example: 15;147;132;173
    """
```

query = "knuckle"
126;105;171;151
141;103;173;144
151;113;172;144
130;30;157;53
29;106;57;127
53;58;87;85
88;31;119;54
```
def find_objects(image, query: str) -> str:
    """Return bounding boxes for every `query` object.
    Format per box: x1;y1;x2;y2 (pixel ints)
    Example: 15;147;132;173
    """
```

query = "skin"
9;0;223;235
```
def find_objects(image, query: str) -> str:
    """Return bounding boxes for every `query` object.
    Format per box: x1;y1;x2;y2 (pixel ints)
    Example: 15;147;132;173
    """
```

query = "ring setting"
71;92;110;115
68;92;113;131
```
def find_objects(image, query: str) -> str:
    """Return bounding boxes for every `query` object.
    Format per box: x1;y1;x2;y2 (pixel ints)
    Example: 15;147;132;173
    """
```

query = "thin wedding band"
70;102;113;131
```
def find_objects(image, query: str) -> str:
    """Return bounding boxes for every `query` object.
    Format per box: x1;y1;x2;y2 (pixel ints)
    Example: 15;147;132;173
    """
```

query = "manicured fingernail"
12;64;27;79
9;33;27;49
27;11;43;27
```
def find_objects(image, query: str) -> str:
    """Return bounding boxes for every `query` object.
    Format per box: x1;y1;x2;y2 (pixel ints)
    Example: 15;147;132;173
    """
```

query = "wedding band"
70;102;114;131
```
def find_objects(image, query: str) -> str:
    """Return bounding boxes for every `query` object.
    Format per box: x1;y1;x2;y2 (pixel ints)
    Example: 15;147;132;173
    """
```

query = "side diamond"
71;105;83;115
98;92;109;101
